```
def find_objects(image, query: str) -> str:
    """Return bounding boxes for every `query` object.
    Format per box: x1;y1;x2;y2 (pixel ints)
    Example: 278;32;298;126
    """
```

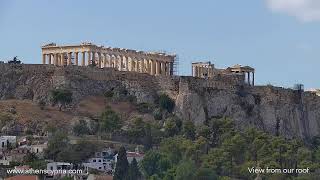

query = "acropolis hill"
0;45;320;139
1;60;320;140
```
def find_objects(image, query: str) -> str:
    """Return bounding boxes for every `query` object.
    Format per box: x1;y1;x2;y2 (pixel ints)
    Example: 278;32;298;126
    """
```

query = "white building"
0;156;10;166
47;162;73;171
30;143;47;157
0;136;17;149
82;157;113;172
95;147;114;160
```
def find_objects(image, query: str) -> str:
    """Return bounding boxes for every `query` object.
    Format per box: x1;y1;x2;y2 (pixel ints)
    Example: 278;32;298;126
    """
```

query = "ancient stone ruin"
41;42;176;76
192;61;255;86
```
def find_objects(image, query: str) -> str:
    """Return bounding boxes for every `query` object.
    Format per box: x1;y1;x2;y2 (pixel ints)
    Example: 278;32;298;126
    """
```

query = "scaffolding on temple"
152;49;178;76
173;54;179;76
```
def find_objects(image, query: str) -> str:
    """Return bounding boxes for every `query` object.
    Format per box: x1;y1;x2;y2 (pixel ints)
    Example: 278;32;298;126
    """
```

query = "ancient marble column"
60;53;65;66
92;51;95;65
110;55;114;68
87;51;91;65
54;53;59;66
82;52;86;66
42;54;46;64
75;52;79;66
103;53;107;68
47;54;52;65
108;54;112;67
52;54;55;65
118;56;123;71
150;60;155;75
247;72;251;86
57;54;61;66
145;59;149;73
161;62;165;75
98;52;102;68
195;66;198;77
155;61;160;75
67;52;72;65
129;57;134;71
135;58;139;72
124;56;128;71
140;58;144;73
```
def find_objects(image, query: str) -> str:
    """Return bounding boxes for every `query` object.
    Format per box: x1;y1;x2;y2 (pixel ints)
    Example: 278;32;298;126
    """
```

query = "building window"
93;159;96;162
98;159;101;162
99;167;102;169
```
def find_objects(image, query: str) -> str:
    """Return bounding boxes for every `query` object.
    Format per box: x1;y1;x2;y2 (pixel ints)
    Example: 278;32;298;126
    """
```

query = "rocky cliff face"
0;64;319;140
175;77;320;140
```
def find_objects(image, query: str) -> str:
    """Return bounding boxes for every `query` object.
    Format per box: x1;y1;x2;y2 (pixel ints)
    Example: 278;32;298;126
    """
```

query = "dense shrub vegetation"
139;118;320;180
50;89;73;111
158;94;175;113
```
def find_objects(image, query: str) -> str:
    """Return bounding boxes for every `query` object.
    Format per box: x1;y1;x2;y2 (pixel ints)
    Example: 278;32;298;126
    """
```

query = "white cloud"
266;0;320;22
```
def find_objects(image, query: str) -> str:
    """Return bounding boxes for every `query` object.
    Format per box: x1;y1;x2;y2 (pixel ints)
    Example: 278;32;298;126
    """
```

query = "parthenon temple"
41;42;176;76
192;61;255;86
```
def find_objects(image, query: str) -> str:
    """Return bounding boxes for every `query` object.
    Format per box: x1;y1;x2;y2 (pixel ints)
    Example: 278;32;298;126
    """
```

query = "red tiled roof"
126;152;144;158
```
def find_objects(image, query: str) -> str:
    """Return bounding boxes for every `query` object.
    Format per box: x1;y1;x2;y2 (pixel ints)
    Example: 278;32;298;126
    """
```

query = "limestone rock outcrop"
0;64;319;140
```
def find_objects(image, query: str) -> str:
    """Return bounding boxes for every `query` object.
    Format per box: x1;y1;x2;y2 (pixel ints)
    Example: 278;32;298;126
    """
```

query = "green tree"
220;133;247;176
126;158;141;180
140;150;171;178
195;167;218;180
159;136;194;164
175;159;196;180
114;146;129;180
45;131;69;161
50;89;72;111
57;141;98;164
100;108;122;133
143;123;153;151
158;94;175;113
164;117;182;137
183;120;196;140
202;147;233;176
197;125;211;140
207;117;235;147
8;56;21;64
127;118;146;143
73;119;90;136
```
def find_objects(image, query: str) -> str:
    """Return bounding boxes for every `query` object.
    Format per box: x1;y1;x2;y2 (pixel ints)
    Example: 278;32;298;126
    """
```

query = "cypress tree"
127;158;141;180
114;146;129;180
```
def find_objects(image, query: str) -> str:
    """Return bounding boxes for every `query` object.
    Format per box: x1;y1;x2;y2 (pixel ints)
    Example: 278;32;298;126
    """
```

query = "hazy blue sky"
0;0;319;88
